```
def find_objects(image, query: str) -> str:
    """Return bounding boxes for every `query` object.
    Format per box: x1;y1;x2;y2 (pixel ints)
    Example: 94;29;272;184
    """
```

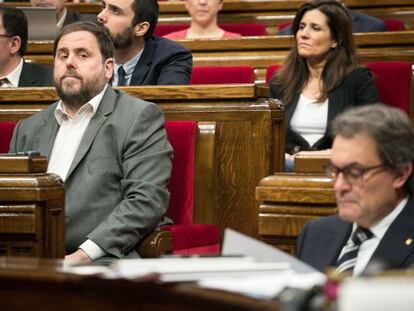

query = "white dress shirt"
0;58;23;87
48;84;108;260
290;94;328;146
346;196;408;276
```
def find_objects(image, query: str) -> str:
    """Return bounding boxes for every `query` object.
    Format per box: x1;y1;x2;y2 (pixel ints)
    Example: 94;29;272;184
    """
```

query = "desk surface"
0;257;279;311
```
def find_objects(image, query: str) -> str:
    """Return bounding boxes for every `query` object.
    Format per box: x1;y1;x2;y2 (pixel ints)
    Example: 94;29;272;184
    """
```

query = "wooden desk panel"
0;257;279;311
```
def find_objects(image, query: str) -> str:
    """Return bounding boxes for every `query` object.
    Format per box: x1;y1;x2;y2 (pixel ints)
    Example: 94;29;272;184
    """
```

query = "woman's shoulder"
163;29;188;39
345;66;373;80
222;31;242;39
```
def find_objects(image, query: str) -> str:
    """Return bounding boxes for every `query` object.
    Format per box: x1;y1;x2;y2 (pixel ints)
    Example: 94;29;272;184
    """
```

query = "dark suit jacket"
297;199;414;273
63;9;97;27
270;67;379;153
278;8;387;35
129;36;192;85
10;86;172;259
19;61;53;87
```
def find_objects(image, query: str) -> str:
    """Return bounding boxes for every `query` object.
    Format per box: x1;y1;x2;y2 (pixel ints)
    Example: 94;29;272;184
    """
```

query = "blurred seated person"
279;0;386;35
164;0;241;39
0;5;52;87
31;0;96;31
269;0;379;171
297;104;414;276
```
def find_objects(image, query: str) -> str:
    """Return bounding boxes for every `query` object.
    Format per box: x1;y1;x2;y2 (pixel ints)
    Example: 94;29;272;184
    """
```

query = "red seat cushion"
190;66;255;84
265;64;283;84
0;121;16;153
161;224;220;254
383;19;405;31
365;61;411;112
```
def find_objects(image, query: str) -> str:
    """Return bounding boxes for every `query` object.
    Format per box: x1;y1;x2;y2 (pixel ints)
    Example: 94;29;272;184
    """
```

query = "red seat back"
383;19;405;31
0;121;16;153
365;61;412;113
190;66;255;84
265;64;283;84
164;121;197;225
156;23;266;37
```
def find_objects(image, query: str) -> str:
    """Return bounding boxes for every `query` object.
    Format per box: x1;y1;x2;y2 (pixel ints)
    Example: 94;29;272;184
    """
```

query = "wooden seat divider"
256;173;336;255
0;155;65;258
0;84;285;240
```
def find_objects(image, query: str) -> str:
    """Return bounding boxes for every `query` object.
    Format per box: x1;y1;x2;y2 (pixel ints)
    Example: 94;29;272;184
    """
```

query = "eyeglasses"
0;34;13;39
324;162;388;184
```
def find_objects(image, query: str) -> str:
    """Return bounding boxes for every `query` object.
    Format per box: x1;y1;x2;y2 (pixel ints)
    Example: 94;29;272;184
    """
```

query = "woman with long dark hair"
270;0;379;169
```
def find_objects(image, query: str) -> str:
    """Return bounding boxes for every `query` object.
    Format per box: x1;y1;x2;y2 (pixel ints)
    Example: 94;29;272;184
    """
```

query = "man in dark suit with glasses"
297;104;414;276
0;5;52;87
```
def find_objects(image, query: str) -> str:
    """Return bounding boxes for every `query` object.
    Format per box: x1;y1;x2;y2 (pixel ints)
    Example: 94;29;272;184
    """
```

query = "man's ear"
393;162;413;190
9;36;22;55
134;22;150;38
104;57;115;81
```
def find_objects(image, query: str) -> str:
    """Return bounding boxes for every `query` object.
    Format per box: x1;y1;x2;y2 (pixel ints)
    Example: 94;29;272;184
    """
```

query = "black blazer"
19;61;53;87
129;36;192;85
297;199;414;273
270;67;379;153
63;10;97;27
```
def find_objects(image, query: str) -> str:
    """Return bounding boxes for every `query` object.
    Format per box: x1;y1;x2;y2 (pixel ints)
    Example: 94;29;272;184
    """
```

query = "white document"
222;228;323;274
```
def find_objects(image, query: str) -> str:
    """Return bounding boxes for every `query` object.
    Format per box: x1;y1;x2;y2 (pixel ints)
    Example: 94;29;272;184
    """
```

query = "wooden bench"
25;31;414;83
0;84;285;240
256;173;336;255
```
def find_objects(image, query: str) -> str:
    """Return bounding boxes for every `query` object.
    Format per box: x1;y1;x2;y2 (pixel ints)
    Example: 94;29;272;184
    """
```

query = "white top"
48;84;108;261
290;93;328;147
0;58;23;87
341;196;408;276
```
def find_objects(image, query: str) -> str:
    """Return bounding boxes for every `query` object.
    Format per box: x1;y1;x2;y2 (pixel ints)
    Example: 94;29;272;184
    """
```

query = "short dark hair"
332;104;414;196
0;5;28;56
272;0;357;104
53;21;114;61
131;0;159;40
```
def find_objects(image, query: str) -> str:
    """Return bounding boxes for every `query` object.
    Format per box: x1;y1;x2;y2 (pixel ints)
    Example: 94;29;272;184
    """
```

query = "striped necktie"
334;226;373;275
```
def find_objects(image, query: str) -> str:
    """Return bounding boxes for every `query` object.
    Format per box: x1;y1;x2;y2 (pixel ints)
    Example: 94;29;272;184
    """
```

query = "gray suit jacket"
10;86;172;259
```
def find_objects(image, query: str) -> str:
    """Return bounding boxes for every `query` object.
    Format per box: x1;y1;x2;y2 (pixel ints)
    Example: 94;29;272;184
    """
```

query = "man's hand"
65;249;92;265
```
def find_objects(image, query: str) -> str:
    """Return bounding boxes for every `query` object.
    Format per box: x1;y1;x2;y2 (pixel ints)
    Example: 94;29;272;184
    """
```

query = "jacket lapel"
323;219;352;268
369;199;414;269
130;38;156;85
35;105;60;158
65;86;118;180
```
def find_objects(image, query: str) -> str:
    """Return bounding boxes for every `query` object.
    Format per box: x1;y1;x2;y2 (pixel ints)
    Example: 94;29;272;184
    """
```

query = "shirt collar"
54;84;108;125
115;48;144;77
353;196;409;239
56;8;67;31
2;58;24;87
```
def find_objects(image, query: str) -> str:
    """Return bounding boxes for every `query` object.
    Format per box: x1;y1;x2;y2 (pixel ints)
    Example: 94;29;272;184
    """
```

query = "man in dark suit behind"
30;0;96;31
279;0;387;35
98;0;192;86
297;104;414;276
0;5;52;87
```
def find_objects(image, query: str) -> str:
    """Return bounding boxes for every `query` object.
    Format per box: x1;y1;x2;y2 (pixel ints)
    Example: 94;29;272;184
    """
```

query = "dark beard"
111;26;134;49
54;75;105;110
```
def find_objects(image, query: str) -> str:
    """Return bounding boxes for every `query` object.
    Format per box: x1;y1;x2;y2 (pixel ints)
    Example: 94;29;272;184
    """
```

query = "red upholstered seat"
383;19;405;31
365;61;412;113
155;23;266;37
0;121;16;153
163;121;220;255
265;64;283;84
190;66;255;84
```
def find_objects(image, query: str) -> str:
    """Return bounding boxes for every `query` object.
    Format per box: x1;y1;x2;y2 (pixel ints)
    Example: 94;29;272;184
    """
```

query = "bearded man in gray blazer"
9;21;172;264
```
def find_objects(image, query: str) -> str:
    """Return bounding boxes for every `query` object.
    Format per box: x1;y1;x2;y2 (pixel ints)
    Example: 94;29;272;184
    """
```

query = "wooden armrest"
137;230;172;258
294;153;330;173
